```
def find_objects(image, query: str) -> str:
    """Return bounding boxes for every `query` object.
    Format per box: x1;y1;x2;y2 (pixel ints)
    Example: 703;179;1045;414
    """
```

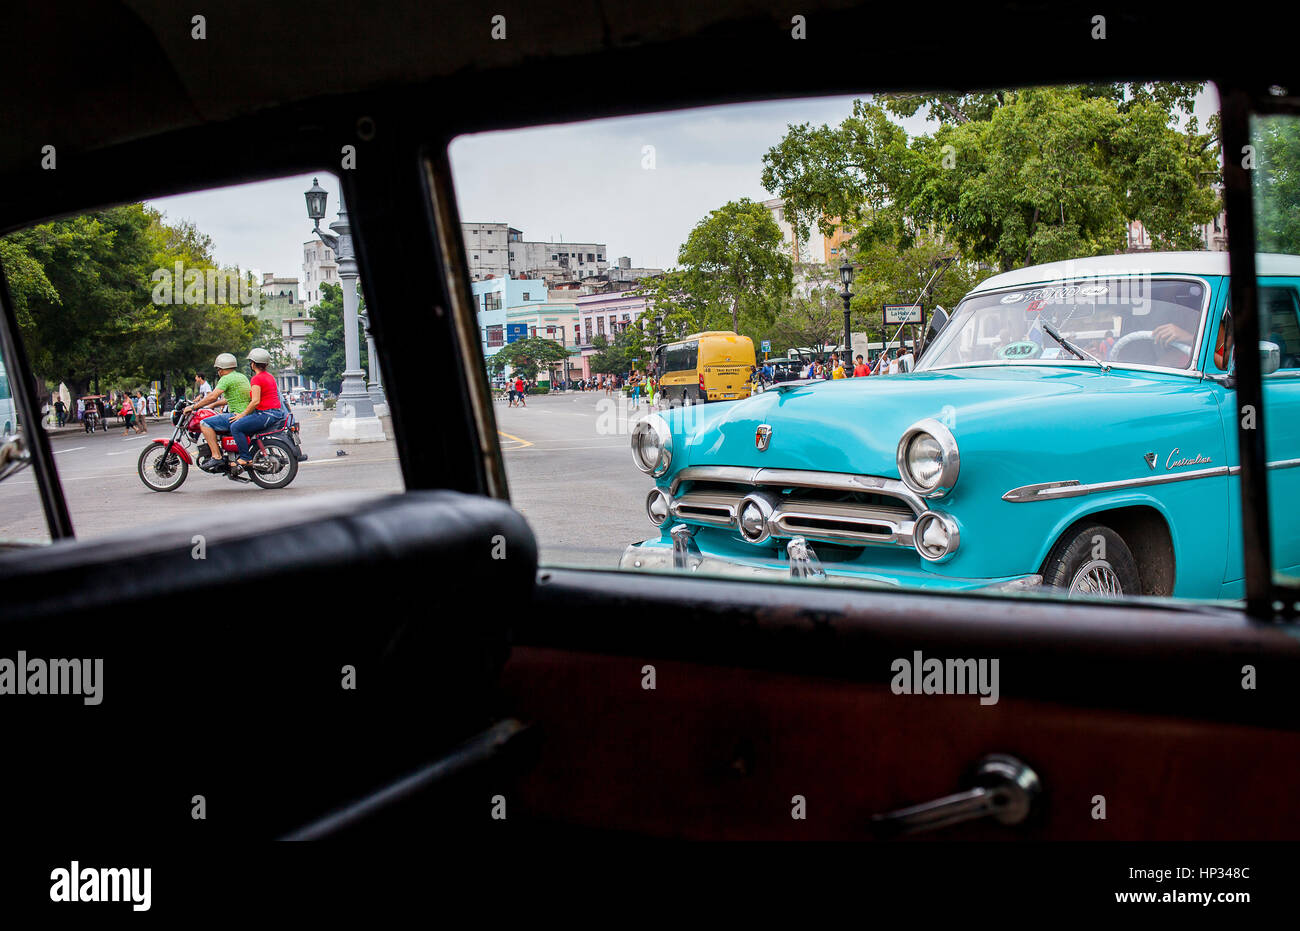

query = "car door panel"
496;570;1300;840
502;647;1300;840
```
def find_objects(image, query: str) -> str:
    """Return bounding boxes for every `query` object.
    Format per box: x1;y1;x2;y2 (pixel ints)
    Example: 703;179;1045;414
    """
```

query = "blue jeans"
231;409;285;460
203;412;235;435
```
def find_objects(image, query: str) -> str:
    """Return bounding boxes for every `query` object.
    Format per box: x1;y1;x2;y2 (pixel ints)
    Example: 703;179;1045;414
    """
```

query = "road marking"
504;444;627;452
299;456;401;466
106;450;133;456
497;430;534;449
53;447;85;454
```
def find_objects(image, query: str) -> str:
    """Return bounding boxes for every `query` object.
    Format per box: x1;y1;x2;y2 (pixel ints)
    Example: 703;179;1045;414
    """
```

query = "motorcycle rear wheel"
247;439;299;489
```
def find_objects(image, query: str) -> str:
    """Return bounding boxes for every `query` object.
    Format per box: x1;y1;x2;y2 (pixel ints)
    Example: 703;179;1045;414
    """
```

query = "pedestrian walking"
514;375;527;408
54;398;66;427
120;396;135;435
133;392;147;433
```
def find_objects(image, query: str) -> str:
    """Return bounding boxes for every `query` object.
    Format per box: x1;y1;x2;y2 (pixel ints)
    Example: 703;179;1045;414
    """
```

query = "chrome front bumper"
619;540;1042;593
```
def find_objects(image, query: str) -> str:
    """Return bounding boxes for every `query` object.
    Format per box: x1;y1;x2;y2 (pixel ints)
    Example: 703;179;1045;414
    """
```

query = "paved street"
0;407;404;542
496;390;657;568
1;393;654;565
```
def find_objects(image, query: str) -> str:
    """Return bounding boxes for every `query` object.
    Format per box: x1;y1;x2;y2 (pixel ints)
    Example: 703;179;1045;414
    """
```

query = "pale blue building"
471;276;549;361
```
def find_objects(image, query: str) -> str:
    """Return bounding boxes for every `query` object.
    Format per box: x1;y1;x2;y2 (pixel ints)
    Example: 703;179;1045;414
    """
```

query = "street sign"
506;323;528;343
883;303;924;325
760;340;771;353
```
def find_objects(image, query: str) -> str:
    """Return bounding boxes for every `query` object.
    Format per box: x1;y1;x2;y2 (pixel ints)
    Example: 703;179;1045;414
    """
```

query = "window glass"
0;173;402;541
1251;113;1300;584
450;84;1237;602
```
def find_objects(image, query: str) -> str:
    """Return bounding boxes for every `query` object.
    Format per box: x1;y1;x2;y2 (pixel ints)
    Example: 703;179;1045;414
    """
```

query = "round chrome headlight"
646;487;670;526
896;418;960;497
631;415;673;477
913;510;960;562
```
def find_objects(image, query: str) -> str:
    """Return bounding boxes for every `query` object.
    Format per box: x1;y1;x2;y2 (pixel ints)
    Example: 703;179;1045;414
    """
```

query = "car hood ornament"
755;424;772;451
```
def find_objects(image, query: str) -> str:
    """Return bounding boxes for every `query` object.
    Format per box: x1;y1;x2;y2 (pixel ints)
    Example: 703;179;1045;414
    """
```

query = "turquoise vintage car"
624;252;1300;600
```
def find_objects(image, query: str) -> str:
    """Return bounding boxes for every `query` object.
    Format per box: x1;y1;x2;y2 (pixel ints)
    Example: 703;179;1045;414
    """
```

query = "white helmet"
247;348;272;365
214;352;237;369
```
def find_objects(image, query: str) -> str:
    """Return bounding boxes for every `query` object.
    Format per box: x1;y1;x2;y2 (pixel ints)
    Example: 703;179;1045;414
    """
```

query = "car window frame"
432;77;1297;627
0;250;73;539
0;156;470;543
1222;83;1300;618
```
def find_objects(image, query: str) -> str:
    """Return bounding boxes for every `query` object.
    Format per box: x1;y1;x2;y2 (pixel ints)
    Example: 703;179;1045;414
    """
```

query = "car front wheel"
1041;524;1140;599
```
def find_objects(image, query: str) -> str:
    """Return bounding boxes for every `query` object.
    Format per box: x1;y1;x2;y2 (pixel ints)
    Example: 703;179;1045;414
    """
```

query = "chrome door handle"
870;754;1040;837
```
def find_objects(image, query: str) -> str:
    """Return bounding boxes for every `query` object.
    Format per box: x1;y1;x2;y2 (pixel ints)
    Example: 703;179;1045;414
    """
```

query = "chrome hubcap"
1069;559;1123;598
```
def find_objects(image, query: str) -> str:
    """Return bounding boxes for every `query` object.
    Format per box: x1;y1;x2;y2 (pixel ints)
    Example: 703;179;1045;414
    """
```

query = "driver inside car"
1110;300;1202;368
183;352;252;473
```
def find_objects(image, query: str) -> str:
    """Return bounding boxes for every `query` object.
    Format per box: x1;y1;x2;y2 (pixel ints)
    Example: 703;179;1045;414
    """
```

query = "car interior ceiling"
1;0;1300;854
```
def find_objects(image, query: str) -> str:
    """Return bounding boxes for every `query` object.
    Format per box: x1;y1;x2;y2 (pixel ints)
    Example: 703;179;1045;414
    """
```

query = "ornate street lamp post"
305;178;384;442
357;311;389;418
839;258;854;375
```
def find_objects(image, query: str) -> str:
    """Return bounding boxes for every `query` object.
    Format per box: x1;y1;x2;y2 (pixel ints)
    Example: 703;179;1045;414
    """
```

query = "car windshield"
917;277;1209;372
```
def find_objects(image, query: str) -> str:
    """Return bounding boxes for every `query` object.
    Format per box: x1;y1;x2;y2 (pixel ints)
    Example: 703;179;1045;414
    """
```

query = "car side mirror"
1225;340;1281;385
1261;340;1281;376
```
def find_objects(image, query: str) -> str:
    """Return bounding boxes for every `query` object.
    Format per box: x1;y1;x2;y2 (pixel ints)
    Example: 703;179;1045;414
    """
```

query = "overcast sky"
148;87;1220;281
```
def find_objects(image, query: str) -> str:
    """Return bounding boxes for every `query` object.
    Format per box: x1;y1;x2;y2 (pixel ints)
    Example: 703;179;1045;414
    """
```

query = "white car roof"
969;252;1300;294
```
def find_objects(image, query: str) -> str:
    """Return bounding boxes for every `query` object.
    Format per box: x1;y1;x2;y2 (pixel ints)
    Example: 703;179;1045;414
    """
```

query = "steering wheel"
1109;330;1193;364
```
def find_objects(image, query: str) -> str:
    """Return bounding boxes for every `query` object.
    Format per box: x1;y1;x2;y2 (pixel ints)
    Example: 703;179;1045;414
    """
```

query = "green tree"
0;239;58;323
486;335;571;380
770;285;844;357
2;204;266;400
633;270;722;338
1253;115;1300;255
587;322;650;376
763;84;1221;273
848;240;993;343
674;199;794;333
299;281;367;393
5;205;167;396
761;99;911;251
140;212;262;395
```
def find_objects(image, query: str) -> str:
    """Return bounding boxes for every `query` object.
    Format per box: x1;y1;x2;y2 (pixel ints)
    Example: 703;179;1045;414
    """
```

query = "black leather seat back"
1;490;536;837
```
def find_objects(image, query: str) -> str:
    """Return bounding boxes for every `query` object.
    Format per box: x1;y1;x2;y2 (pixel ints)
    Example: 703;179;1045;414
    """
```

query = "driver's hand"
1153;323;1192;347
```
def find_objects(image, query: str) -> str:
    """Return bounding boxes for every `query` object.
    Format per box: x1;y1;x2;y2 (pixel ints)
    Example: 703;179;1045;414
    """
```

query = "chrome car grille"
667;466;924;550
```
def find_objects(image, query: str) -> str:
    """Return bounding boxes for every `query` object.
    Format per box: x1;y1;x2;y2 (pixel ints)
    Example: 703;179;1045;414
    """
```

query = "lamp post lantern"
839;258;854;374
304;178;385;442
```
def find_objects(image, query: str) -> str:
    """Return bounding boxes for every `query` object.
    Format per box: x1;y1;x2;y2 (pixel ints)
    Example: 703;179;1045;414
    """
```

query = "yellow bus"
654;331;756;405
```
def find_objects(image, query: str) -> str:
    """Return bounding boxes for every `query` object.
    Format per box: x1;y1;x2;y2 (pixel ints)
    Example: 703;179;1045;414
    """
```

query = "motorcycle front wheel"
138;444;188;492
247;438;299;489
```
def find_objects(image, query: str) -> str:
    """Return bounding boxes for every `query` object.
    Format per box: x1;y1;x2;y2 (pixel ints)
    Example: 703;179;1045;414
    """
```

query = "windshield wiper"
1041;321;1110;372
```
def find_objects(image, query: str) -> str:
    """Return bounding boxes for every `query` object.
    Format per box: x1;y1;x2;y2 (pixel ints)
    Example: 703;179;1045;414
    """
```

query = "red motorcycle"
137;406;307;492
